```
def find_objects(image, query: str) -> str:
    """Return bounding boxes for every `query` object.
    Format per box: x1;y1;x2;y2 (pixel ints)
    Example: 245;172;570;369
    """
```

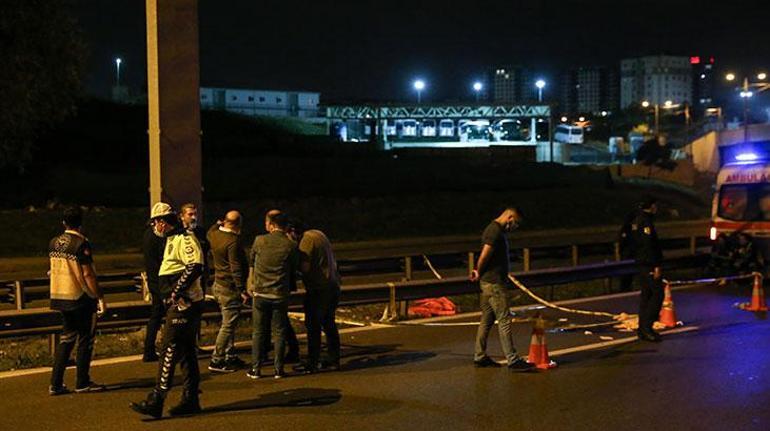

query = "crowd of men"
47;198;665;417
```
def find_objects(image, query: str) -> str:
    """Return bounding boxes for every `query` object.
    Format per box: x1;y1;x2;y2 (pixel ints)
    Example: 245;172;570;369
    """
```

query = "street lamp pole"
115;58;122;86
535;79;546;103
742;77;750;143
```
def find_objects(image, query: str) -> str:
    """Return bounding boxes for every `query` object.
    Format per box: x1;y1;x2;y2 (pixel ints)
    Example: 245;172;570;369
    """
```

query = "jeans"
143;290;167;357
638;268;664;333
155;301;202;394
51;305;97;389
474;281;518;364
304;288;341;366
251;297;290;372
212;284;243;362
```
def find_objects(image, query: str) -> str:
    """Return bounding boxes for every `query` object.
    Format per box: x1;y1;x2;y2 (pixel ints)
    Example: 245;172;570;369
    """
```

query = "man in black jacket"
632;197;664;342
141;203;172;362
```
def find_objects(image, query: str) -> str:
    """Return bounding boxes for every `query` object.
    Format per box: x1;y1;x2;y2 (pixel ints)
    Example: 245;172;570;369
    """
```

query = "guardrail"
0;219;711;310
0;253;707;343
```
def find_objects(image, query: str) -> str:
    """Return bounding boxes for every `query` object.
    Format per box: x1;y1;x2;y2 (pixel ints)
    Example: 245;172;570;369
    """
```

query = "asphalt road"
1;283;768;431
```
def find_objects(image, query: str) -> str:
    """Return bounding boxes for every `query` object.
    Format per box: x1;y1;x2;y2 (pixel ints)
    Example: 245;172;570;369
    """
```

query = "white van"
554;125;584;144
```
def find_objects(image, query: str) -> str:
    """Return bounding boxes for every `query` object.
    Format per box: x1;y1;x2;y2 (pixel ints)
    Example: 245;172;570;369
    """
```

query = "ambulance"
711;152;770;244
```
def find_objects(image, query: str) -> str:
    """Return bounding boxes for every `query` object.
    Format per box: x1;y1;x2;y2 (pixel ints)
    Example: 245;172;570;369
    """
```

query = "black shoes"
226;356;247;368
507;358;536;372
208;360;238;374
168;390;201;416
293;362;321;374
246;366;262;380
74;382;107;393
474;356;502;368
49;385;70;396
130;390;165;419
637;329;662;342
274;369;286;380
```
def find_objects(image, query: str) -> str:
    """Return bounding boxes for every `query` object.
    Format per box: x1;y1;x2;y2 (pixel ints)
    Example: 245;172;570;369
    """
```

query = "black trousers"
155;301;202;394
51;306;97;389
304;288;341;366
143;291;167;357
638;268;664;332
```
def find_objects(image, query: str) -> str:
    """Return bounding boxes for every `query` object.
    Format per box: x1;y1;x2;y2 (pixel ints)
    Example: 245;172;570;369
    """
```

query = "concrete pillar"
530;117;538;143
146;0;202;211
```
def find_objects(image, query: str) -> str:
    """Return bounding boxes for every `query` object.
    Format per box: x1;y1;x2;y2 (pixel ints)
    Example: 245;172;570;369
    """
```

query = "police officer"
131;203;205;418
632;197;664;342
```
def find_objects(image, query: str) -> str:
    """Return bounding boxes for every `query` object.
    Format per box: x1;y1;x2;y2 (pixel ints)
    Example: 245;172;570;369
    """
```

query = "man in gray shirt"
246;211;299;379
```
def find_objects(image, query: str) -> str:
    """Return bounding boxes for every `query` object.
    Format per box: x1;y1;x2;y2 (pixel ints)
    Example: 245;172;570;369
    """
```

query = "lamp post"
473;81;483;102
641;100;660;135
535;79;546;102
115;57;122;86
726;72;770;143
413;79;425;104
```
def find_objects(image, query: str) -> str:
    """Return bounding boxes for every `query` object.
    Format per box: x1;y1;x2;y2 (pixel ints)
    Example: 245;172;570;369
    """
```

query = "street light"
473;81;483;102
535;79;546;102
115;57;122;86
725;72;770;142
413;79;425;104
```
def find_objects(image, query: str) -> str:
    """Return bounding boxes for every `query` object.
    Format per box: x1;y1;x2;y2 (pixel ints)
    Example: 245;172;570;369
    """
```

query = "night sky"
73;0;770;102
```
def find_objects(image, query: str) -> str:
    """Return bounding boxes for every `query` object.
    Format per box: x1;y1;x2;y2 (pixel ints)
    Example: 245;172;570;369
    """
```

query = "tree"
0;0;86;171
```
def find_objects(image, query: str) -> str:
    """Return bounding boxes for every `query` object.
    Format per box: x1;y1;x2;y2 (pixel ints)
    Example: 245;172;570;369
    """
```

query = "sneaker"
75;382;107;393
473;357;502;368
49;385;70;396
225;356;247;369
208;360;237;374
637;330;662;343
507;358;536;372
274;369;286;380
246;366;262;380
319;360;341;372
293;362;320;374
142;352;159;363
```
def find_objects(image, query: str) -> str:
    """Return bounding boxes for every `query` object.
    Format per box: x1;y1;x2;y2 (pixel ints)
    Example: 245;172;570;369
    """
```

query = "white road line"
0;286;705;380
494;325;701;364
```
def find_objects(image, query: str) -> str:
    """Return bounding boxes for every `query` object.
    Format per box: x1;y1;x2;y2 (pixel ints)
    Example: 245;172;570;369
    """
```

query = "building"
690;55;717;110
199;87;321;118
492;66;534;104
620;55;693;108
559;66;619;115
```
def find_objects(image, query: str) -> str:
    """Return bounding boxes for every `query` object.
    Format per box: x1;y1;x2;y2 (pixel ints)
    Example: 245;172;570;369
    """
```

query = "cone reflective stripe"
658;282;678;328
527;317;557;370
739;273;768;312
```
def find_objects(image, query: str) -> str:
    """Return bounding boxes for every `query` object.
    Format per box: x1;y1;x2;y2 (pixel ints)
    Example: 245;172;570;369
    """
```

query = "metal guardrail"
0;253;708;340
0;219;711;310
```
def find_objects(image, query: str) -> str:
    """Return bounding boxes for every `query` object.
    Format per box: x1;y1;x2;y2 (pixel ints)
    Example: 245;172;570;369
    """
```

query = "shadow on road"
144;388;342;421
108;374;212;392
340;344;436;372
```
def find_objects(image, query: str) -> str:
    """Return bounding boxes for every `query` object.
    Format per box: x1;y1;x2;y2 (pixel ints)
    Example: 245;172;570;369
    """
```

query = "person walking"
48;206;107;395
470;207;534;372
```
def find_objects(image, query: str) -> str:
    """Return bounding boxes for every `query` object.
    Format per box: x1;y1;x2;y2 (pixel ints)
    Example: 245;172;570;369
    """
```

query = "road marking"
0;286;705;380
493;325;701;364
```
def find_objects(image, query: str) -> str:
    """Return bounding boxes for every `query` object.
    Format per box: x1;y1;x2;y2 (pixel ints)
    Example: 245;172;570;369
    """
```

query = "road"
1;282;768;430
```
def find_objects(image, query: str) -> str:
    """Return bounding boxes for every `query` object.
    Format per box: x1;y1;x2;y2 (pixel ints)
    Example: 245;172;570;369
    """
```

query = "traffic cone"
739;273;768;312
658;282;678;328
527;316;557;370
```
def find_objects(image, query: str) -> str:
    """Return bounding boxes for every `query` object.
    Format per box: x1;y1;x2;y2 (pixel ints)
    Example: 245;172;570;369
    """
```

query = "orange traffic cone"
527;316;557;370
739;273;768;312
658;282;678;328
